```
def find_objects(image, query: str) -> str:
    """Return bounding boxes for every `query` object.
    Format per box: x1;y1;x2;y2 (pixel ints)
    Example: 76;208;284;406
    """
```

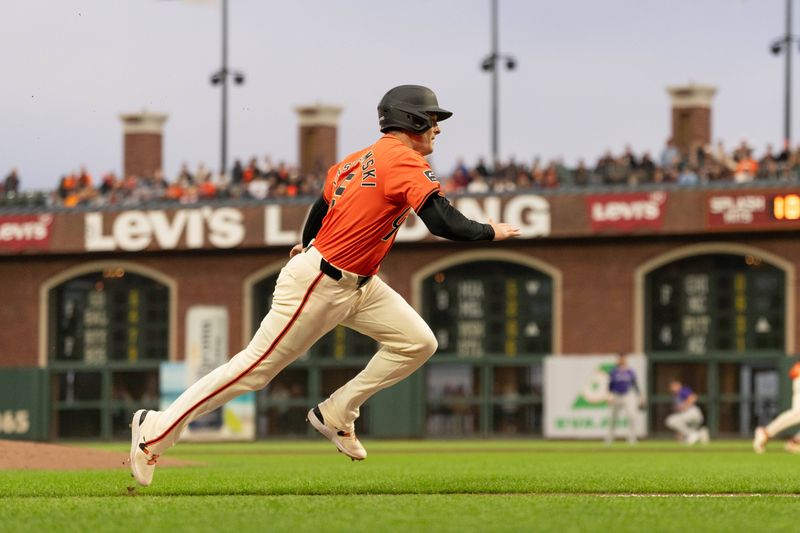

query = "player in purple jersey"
605;354;643;444
665;379;709;445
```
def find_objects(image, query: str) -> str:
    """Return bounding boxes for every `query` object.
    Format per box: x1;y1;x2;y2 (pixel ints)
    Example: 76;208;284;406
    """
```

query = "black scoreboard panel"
646;254;784;354
52;271;169;363
252;275;376;359
423;261;553;357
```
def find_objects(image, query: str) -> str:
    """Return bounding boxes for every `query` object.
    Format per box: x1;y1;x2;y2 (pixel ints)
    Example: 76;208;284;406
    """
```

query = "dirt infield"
0;439;193;470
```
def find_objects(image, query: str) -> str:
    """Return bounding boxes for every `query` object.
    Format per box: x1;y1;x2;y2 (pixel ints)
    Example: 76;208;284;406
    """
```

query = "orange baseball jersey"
313;135;441;276
790;362;800;380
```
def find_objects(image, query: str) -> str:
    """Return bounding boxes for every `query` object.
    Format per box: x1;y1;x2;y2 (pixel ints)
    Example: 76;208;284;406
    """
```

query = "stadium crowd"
2;139;799;209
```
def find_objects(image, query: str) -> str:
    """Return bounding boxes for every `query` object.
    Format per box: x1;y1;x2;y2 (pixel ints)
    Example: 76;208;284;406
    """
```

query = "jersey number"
381;208;410;241
329;172;355;209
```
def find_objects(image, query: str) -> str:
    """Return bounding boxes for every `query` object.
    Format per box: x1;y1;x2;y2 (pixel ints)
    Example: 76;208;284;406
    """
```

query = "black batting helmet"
377;85;453;134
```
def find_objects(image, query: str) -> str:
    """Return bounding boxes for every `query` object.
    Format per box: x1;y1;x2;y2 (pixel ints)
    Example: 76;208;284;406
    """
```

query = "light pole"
209;0;245;176
481;0;516;174
770;0;798;149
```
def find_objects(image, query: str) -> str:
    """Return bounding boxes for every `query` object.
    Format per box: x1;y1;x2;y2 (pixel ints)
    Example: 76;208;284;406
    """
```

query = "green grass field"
1;440;799;532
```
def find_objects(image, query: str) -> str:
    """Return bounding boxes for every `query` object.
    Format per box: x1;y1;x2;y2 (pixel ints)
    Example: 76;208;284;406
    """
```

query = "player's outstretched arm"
418;195;520;242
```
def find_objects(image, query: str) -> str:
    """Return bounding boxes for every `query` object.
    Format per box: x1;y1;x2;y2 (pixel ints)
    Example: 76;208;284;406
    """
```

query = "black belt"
320;258;371;288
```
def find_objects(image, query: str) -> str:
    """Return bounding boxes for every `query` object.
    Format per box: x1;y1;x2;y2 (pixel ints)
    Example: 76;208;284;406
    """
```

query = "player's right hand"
488;218;521;241
289;243;303;258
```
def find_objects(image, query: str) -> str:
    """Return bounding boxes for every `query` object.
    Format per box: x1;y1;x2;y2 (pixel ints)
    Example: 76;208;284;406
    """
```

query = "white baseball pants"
607;392;638;443
143;245;437;454
765;378;800;437
665;405;703;440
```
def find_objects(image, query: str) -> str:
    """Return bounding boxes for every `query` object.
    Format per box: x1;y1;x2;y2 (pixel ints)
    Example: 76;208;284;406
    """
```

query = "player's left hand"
488;218;521;241
289;243;304;258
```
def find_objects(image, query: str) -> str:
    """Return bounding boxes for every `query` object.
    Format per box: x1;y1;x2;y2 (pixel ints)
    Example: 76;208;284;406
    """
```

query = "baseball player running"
130;85;521;486
753;362;800;453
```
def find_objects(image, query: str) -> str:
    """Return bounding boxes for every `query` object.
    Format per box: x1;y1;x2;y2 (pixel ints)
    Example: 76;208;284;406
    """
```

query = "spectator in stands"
450;158;471;191
4;168;20;197
542;161;559;188
713;140;736;174
195;163;211;185
231;159;244;185
467;172;490;194
594;150;613;183
475;157;490;178
78;166;93;190
275;161;290;185
758;144;779;180
660;137;680;172
247;173;269;200
639;152;656;183
573;159;589;186
242;158;259;184
166;179;184;202
620;144;639;185
99;172;118;196
261;155;275;177
734;148;758;183
198;173;217;200
177;163;194;185
677;164;700;186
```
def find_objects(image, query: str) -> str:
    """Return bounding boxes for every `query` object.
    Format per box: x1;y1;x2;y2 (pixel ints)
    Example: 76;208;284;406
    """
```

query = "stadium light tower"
209;0;246;177
770;0;798;149
480;0;516;173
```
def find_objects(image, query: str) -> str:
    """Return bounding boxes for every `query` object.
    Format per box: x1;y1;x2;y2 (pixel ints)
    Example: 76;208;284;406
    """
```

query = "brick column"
666;84;717;157
119;111;168;178
295;104;343;175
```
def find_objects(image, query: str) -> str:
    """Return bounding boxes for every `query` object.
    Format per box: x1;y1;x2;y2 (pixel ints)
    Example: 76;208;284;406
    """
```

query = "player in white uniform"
665;379;709;445
753;362;800;453
605;354;643;445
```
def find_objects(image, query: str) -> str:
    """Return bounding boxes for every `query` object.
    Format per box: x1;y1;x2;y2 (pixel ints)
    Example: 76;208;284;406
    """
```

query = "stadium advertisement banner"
543;354;647;439
158;305;255;441
160;361;256;442
0;214;53;250
78;194;551;252
585;192;667;232
706;192;800;229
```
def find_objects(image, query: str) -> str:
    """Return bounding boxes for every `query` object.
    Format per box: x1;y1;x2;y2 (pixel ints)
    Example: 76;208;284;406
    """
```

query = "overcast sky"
0;0;794;190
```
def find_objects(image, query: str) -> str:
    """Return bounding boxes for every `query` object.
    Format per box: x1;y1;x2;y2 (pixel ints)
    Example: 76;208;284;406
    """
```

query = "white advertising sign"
85;207;245;251
544;354;648;439
162;305;255;441
398;194;551;241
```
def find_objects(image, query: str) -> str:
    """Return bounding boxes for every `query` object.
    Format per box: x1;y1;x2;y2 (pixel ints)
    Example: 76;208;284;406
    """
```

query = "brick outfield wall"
0;231;797;368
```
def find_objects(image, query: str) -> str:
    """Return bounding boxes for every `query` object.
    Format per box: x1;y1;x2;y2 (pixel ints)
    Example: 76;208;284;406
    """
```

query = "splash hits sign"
543;354;648;439
586;192;667;232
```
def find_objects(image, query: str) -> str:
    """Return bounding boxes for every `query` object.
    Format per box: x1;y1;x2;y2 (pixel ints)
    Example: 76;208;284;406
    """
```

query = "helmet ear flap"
379;105;431;134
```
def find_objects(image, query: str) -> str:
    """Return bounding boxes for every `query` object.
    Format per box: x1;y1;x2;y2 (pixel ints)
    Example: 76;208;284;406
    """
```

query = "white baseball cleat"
784;438;800;454
698;427;710;445
685;431;701;446
307;406;367;461
130;409;160;486
753;426;768;454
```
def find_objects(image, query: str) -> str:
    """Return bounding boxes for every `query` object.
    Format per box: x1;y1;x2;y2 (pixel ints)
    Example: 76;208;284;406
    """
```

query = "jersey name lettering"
361;151;377;187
